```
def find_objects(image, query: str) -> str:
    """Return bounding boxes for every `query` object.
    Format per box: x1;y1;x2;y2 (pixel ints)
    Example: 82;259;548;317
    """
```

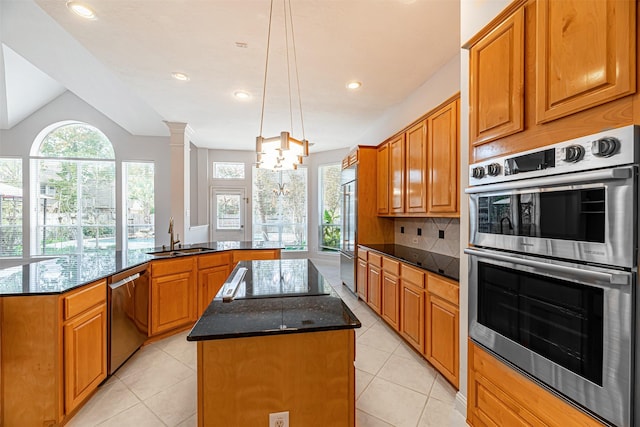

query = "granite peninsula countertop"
187;259;361;341
359;244;460;281
0;241;282;296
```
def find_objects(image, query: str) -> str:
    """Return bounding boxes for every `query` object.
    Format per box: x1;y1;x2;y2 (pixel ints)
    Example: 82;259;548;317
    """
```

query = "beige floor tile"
430;375;457;403
357;321;401;353
351;305;381;329
356;409;394;427
417;397;469;427
114;344;165;381
357;377;428;427
144;374;197;426
156;331;197;369
97;403;165;427
356;368;375;398
176;414;197;427
393;341;425;362
355;342;392;375
66;378;140;427
377;354;437;395
119;351;194;400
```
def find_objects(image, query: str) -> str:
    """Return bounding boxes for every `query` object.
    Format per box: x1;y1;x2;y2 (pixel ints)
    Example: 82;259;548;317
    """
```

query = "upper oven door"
465;247;633;427
468;166;637;268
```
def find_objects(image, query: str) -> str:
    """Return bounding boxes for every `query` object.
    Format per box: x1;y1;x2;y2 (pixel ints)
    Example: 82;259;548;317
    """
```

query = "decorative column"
165;121;194;244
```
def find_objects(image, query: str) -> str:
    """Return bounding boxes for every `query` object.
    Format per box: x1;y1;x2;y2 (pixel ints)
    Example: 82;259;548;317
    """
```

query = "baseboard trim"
455;391;467;418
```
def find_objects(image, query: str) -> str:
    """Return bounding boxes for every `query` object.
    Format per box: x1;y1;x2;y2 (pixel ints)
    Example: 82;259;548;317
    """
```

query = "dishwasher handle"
109;273;141;290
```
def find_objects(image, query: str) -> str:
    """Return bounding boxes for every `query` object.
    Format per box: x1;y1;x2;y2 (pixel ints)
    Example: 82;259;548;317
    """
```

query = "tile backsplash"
394;218;460;258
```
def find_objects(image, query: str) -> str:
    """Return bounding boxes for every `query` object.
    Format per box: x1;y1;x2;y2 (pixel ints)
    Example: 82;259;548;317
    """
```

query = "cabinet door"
426;294;459;387
232;249;280;266
356;258;368;301
150;271;196;335
400;284;425;353
536;0;635;123
376;144;389;215
198;265;230;316
405;120;427;214
389;135;405;214
381;272;399;331
64;304;107;414
427;100;458;215
469;7;524;145
367;265;382;314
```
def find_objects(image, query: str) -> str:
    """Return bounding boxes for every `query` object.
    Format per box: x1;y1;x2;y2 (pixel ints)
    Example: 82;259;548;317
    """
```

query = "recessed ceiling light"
234;90;250;100
346;81;362;90
66;1;96;19
171;72;190;81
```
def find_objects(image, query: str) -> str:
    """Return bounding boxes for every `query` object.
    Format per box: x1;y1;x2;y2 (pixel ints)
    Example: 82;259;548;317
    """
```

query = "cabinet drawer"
232;249;280;264
151;257;195;276
198;252;230;269
382;257;400;275
368;253;382;267
427;274;458;306
401;264;425;289
64;280;106;320
357;247;368;260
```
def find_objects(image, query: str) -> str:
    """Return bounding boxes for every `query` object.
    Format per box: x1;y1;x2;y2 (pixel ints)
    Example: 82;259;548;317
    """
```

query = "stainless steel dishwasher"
108;264;149;375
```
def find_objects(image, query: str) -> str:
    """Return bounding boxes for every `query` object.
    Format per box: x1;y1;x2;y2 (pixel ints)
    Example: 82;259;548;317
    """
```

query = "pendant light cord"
258;0;275;137
288;0;306;142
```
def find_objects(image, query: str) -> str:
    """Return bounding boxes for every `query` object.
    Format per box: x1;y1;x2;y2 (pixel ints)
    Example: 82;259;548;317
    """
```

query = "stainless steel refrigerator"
340;164;357;293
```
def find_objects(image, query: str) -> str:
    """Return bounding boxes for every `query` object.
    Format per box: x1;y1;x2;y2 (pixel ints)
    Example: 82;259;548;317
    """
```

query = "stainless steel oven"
466;125;639;427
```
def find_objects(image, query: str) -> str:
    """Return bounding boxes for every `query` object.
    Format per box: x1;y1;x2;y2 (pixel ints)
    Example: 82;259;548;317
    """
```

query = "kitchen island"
187;259;360;427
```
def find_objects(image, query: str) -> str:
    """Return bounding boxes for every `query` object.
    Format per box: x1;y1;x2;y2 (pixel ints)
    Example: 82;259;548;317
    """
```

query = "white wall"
458;0;512;414
0;90;172;253
354;53;461;147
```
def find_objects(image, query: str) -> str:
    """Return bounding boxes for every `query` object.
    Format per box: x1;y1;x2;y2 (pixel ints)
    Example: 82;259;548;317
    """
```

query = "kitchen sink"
147;247;213;257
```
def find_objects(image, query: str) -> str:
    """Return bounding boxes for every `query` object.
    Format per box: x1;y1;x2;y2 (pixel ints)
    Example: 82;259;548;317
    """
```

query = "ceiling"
1;0;460;153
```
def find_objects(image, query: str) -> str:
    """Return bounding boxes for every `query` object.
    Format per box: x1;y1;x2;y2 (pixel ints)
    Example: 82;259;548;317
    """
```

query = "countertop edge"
187;322;361;341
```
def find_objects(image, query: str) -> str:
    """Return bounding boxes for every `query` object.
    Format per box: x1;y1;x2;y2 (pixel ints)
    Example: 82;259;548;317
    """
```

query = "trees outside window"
0;158;23;257
252;167;307;251
319;163;342;252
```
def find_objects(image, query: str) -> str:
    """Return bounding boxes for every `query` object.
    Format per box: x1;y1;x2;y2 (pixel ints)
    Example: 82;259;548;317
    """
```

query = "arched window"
32;122;116;255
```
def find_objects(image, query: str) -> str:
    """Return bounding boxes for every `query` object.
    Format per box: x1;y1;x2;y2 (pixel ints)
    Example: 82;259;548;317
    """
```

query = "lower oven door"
465;247;634;427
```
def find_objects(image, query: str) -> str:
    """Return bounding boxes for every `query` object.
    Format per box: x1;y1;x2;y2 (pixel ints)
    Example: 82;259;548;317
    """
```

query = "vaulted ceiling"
1;0;460;153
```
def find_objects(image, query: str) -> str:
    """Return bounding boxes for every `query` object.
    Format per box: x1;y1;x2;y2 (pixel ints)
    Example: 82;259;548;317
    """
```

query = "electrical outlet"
438;229;445;239
417;228;422;236
400;226;405;234
270;411;289;427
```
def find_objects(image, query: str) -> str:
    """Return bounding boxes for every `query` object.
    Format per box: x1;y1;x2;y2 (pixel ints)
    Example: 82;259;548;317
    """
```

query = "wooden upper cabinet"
469;7;524;145
427;99;459;215
389;135;405;214
405;120;427;214
376;144;390;215
536;0;636;123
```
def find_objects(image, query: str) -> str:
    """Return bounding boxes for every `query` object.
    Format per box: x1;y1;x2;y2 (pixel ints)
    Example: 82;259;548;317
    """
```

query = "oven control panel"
468;125;638;186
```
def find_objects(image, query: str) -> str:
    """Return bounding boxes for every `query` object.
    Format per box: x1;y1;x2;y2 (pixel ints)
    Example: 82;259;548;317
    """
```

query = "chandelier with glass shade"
255;0;309;170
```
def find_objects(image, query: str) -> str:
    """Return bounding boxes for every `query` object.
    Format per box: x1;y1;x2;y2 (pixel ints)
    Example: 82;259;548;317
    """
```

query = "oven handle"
463;248;630;285
465;166;632;194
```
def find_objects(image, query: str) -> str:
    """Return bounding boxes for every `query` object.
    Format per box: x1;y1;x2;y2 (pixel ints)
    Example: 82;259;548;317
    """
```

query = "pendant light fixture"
256;0;309;170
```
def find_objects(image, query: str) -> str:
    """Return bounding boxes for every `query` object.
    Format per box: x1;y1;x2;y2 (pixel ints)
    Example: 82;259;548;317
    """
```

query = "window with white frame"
0;158;23;257
123;162;155;251
318;163;341;252
32;122;116;255
252;167;307;251
213;162;245;179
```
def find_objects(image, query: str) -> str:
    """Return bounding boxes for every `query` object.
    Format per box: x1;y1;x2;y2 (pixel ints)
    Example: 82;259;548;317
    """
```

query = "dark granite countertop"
0;241;282;296
360;244;459;281
187;259;361;341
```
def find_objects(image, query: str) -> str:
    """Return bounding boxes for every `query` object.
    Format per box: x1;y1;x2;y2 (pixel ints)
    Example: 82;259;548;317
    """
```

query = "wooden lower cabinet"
64;303;107;413
1;279;107;426
367;264;382;314
468;340;605;427
149;257;197;336
381;270;400;331
231;249;281;266
426;293;458;387
356;258;368;301
400;283;425;353
197;252;231;316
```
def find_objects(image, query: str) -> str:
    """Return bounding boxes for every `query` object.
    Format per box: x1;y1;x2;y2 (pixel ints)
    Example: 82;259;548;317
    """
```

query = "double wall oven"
465;125;639;427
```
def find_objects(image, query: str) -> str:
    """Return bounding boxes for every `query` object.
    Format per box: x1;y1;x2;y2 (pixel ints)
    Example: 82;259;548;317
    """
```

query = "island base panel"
197;329;355;427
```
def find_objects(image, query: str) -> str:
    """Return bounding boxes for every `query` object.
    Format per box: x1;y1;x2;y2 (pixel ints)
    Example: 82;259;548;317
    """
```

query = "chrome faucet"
168;217;180;250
